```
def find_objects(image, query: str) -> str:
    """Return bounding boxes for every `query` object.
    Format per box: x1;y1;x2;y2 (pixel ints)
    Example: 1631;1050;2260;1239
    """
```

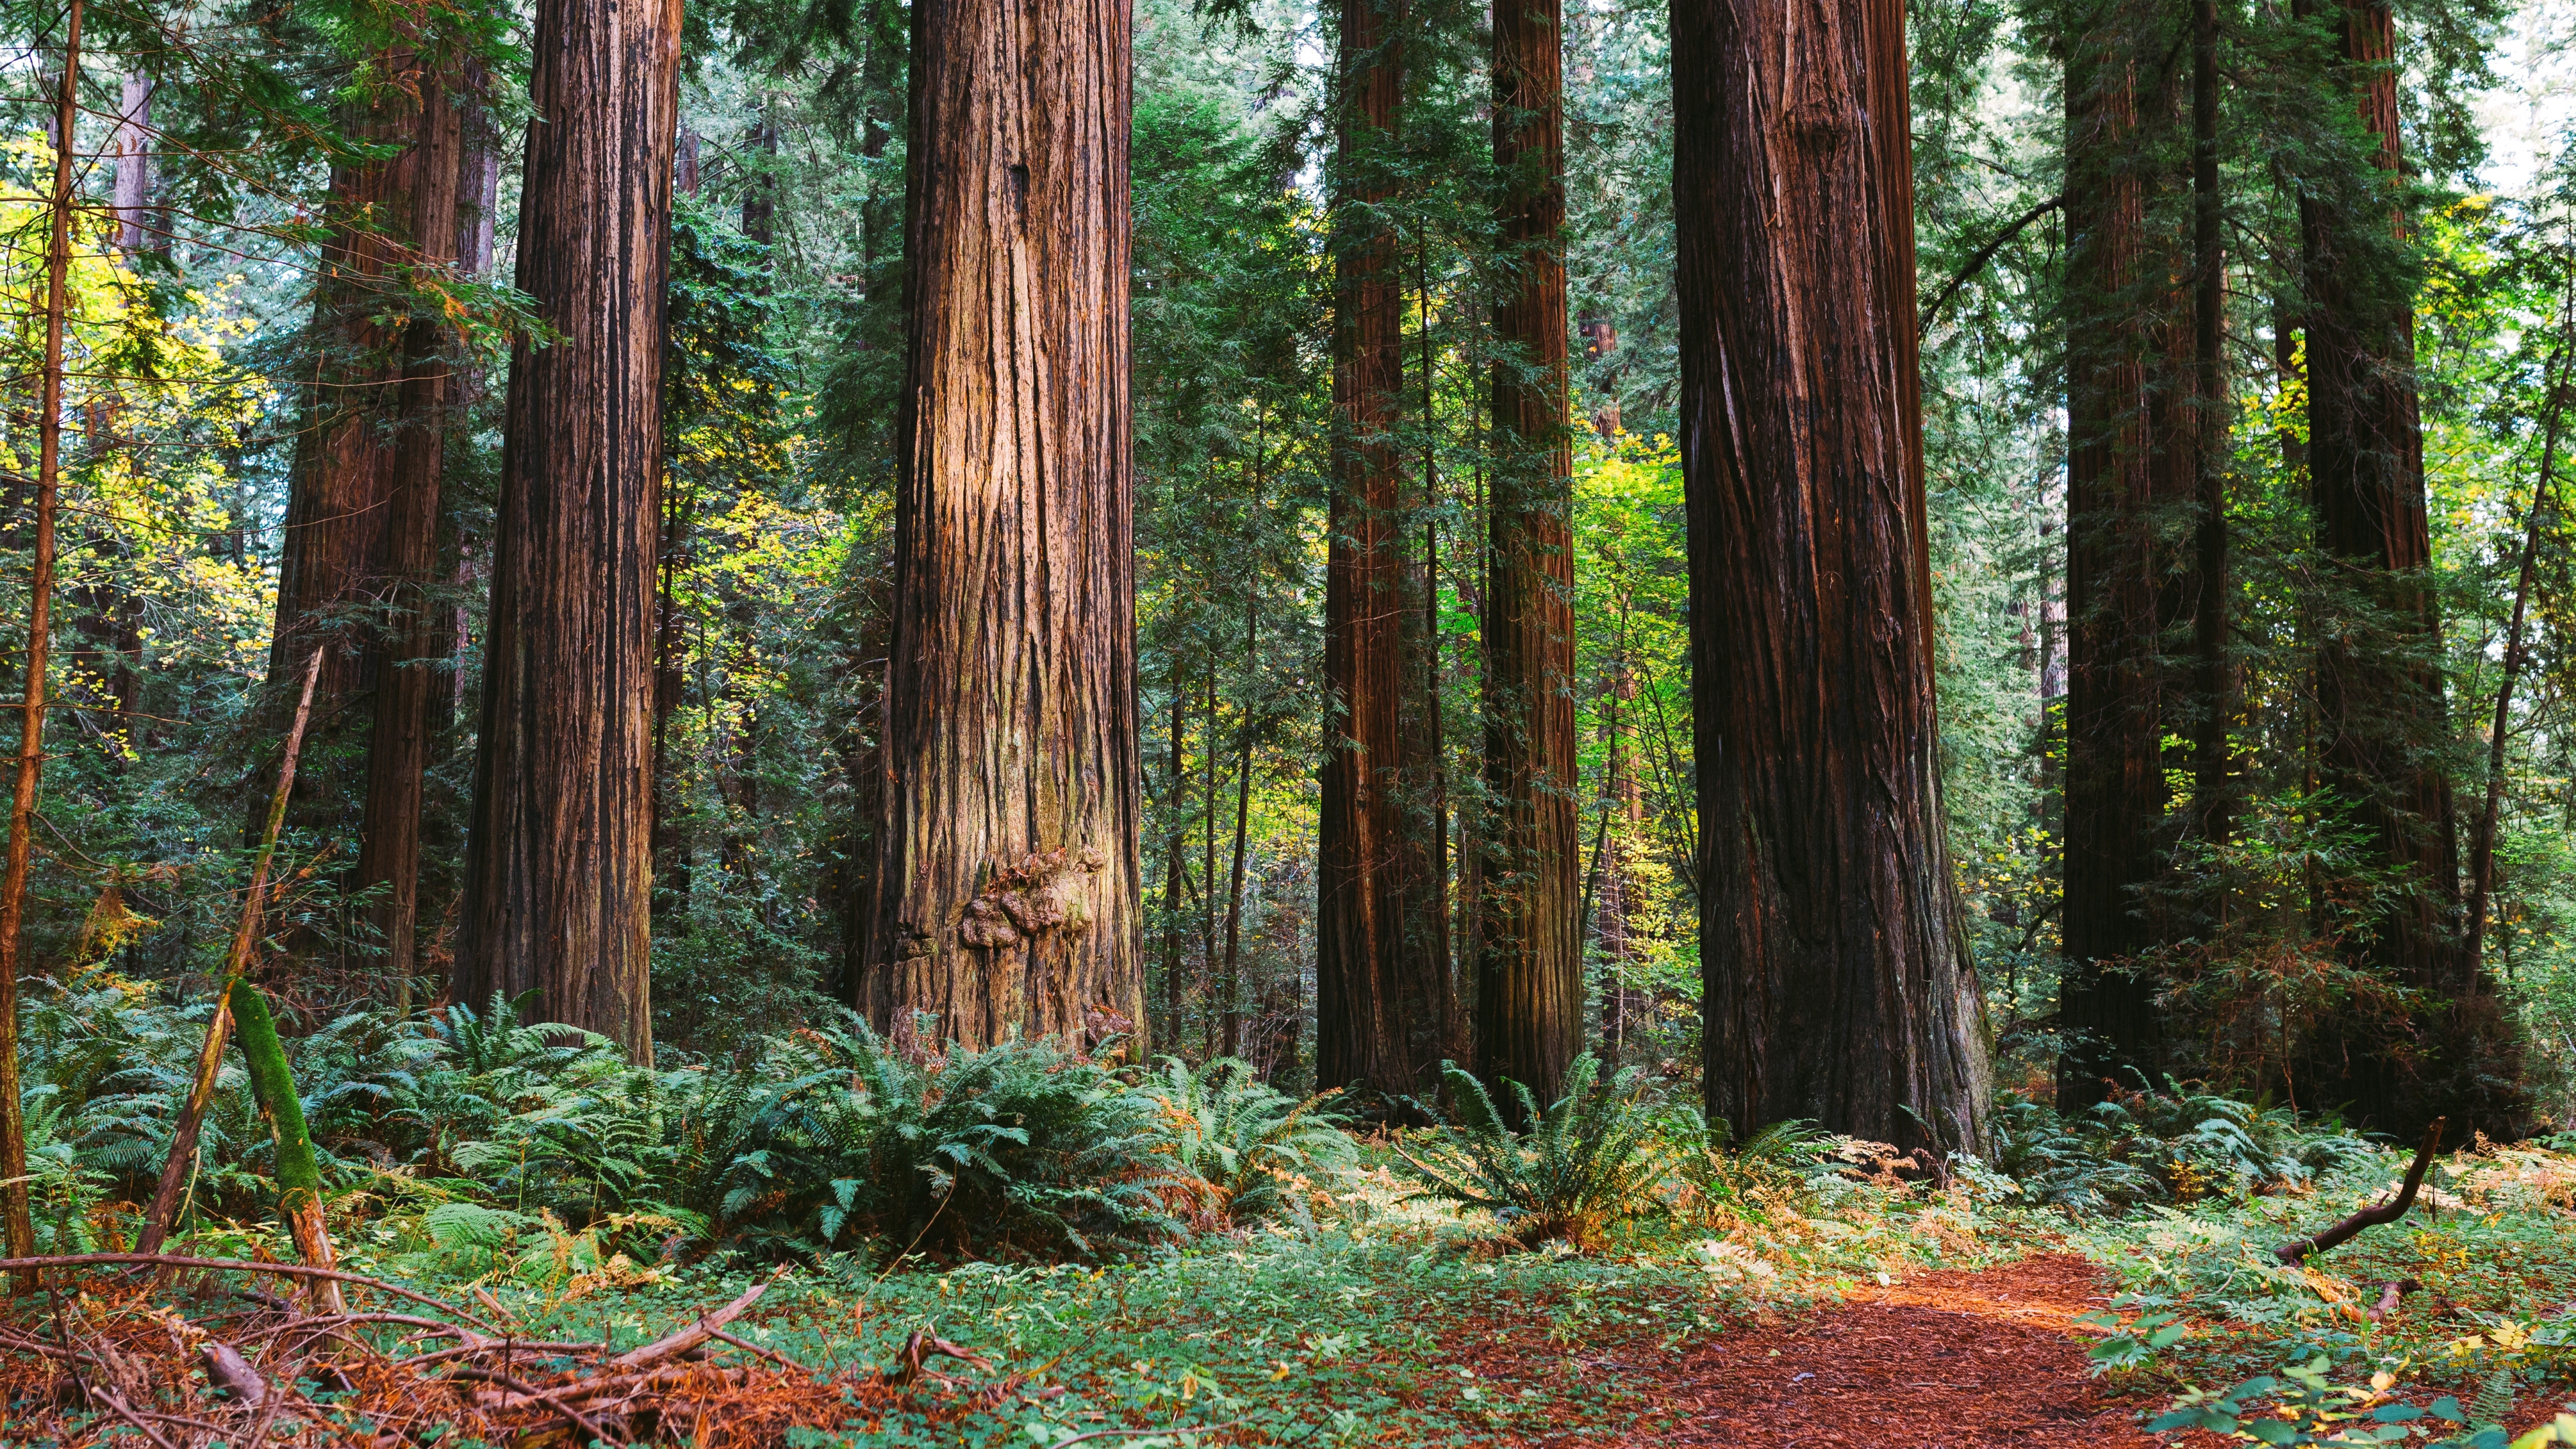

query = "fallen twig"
608;1269;780;1373
2366;1278;2423;1322
443;1363;621;1444
0;1253;501;1331
86;1382;180;1449
2273;1118;2447;1266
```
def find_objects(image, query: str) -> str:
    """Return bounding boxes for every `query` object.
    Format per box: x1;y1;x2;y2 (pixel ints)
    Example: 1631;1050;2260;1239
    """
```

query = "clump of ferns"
1138;1055;1356;1232
1393;1054;1688;1250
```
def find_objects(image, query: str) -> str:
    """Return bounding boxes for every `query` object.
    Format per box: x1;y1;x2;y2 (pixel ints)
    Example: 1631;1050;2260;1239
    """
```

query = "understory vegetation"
13;979;2576;1444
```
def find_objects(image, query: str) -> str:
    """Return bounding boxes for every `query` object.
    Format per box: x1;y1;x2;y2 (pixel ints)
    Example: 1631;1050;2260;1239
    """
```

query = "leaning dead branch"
2273;1117;2447;1266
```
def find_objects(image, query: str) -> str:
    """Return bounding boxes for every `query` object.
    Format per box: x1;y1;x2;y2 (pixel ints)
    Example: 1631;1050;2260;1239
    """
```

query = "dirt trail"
1643;1253;2157;1447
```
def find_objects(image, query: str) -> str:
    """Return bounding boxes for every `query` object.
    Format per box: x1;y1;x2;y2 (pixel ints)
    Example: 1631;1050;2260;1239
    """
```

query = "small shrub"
1393;1054;1687;1249
1136;1056;1354;1228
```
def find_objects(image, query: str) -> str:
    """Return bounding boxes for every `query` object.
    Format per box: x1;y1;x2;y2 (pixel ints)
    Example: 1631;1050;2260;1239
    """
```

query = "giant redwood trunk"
354;60;464;1003
2056;5;2188;1107
1318;0;1440;1097
859;0;1143;1049
459;0;680;1060
1674;0;1992;1155
1476;0;1581;1106
2296;0;2516;1132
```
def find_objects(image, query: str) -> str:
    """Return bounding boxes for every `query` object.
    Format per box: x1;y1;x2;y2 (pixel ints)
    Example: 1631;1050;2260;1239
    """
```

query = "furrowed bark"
1318;0;1432;1098
354;58;465;1007
2057;0;2184;1107
863;0;1143;1049
139;649;322;1256
460;0;682;1061
0;3;82;1287
1674;0;1994;1156
1477;0;1580;1110
2296;0;2516;1133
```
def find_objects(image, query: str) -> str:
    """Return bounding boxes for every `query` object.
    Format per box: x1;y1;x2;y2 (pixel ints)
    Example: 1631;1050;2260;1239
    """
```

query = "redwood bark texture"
1318;0;1444;1098
2296;0;2516;1132
458;0;681;1060
354;62;464;1000
1673;0;1993;1155
859;0;1144;1049
2057;7;2188;1106
1477;0;1581;1106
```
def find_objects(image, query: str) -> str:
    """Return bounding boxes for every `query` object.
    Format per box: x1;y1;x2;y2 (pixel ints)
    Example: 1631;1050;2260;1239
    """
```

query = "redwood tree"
1477;0;1581;1106
1674;0;1993;1155
353;56;464;1002
859;0;1144;1049
458;0;681;1059
2056;1;2190;1106
2295;0;2516;1131
1317;0;1444;1097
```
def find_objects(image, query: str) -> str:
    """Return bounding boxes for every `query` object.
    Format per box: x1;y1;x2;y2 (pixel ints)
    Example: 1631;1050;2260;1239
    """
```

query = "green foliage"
1994;1087;2378;1211
2151;1362;2528;1447
1393;1055;1690;1248
1136;1057;1354;1229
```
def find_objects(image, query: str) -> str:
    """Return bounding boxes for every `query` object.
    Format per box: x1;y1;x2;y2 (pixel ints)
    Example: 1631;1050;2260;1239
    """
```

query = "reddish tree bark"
458;0;682;1059
861;0;1143;1049
2296;0;2518;1132
1674;0;1993;1155
2056;7;2189;1106
354;58;464;1005
1476;0;1581;1107
1318;0;1440;1097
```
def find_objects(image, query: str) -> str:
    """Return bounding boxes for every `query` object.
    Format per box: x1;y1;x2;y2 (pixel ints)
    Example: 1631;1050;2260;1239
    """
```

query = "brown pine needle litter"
0;1255;991;1447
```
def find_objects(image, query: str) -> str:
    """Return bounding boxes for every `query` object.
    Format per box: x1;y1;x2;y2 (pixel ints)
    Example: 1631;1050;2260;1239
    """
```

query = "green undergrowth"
2041;1120;2576;1445
145;1135;2041;1446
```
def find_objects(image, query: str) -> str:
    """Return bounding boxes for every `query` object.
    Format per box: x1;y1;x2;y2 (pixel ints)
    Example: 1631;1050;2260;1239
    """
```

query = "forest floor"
8;1151;2576;1446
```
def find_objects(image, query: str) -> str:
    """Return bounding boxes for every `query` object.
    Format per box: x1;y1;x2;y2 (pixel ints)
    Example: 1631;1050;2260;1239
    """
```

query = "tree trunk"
1674;0;1993;1156
2189;0;2233;852
458;0;680;1059
2055;4;2184;1107
862;0;1142;1050
2296;0;2516;1133
109;72;151;253
1318;0;1435;1098
1477;0;1581;1108
354;61;464;1007
0;11;81;1280
229;979;344;1311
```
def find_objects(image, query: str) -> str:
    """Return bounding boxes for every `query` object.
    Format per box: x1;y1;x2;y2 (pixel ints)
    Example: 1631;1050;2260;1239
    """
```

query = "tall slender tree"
1477;0;1580;1106
353;52;465;1005
2294;0;2516;1131
2056;0;2188;1106
859;0;1144;1049
1318;0;1434;1095
458;0;682;1059
1674;0;1994;1154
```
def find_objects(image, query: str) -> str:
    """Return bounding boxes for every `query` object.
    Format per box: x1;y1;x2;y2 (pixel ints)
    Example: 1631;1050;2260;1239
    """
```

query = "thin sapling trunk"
0;3;85;1289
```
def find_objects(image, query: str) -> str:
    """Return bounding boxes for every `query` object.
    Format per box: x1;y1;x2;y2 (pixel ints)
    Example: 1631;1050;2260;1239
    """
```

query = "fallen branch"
0;1253;500;1331
606;1269;780;1373
2273;1117;2446;1266
708;1325;806;1371
894;1328;994;1385
441;1364;619;1445
87;1383;180;1449
2366;1278;2422;1322
200;1340;265;1405
136;647;325;1255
